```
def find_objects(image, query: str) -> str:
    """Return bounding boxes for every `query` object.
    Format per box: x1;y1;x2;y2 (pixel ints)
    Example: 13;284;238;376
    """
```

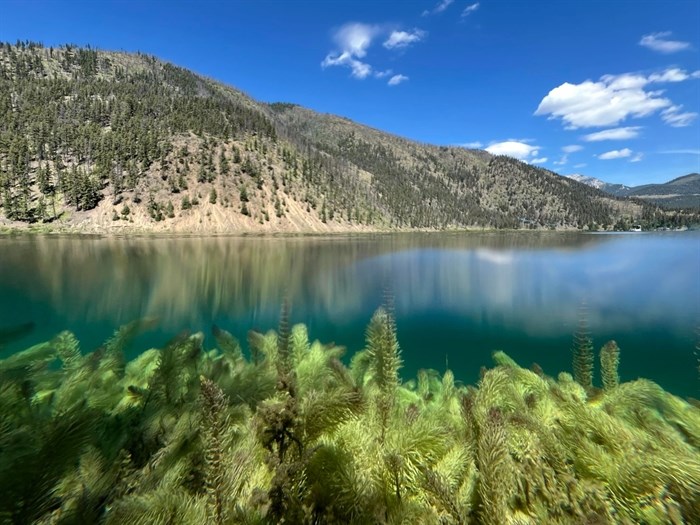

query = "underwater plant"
600;340;620;391
695;326;700;384
0;309;698;524
572;304;594;392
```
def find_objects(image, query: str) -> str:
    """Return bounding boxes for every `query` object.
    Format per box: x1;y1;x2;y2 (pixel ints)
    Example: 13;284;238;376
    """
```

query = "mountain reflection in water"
1;232;698;397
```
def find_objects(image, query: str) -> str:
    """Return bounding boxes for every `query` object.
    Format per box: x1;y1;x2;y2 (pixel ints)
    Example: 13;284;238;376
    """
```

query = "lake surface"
1;232;698;397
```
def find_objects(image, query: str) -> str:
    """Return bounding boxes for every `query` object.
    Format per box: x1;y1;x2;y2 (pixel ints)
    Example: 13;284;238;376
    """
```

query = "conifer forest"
2;42;696;233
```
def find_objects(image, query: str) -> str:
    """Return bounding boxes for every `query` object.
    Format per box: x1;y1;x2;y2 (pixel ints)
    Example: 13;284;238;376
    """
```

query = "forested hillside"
0;41;669;232
569;173;700;211
626;173;700;210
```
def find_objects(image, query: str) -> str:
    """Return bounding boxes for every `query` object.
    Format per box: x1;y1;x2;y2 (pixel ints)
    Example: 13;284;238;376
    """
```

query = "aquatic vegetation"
572;304;594;392
600;340;620;391
0;311;698;524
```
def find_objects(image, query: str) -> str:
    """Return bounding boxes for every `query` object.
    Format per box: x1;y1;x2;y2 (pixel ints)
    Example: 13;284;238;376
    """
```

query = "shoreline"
1;224;694;237
0;217;616;237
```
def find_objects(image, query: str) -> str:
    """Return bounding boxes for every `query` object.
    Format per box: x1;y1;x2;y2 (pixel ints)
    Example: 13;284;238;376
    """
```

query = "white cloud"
661;105;698;127
388;74;409;86
320;54;372;79
555;145;583;165
582;126;642;142
485;141;540;161
374;69;393;78
630;153;644;162
574;163;587;168
435;0;454;12
648;68;693;83
562;144;583;153
321;23;381;79
531;157;548;164
322;23;425;82
333;23;379;58
505;137;535;143
598;148;633;160
461;141;484;148
462;3;480;17
536;79;665;128
384;29;427;50
423;0;454;16
639;32;691;54
658;149;700;155
535;68;699;128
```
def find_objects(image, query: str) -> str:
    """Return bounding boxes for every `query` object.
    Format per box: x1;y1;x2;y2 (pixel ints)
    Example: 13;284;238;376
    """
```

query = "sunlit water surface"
1;232;698;397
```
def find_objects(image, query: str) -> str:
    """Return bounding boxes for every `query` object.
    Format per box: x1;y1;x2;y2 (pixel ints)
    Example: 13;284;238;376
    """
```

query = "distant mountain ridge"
565;174;631;197
0;41;685;233
565;173;700;209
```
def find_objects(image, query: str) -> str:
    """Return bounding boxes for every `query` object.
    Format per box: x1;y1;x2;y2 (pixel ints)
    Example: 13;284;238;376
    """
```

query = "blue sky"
1;0;699;185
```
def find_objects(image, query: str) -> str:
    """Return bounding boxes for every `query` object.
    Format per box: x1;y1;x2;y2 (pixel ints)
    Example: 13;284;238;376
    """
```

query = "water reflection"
0;233;604;326
0;232;698;395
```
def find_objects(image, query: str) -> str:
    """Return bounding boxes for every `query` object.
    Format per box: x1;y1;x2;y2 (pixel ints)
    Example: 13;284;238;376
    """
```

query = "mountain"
566;173;700;210
565;174;631;197
626;173;700;209
0;42;664;233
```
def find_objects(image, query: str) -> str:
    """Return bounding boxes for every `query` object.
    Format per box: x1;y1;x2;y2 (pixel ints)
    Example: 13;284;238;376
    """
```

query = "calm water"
1;232;698;397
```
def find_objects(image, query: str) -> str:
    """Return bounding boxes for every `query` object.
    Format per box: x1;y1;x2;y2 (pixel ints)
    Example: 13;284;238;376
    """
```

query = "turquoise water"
1;232;698;397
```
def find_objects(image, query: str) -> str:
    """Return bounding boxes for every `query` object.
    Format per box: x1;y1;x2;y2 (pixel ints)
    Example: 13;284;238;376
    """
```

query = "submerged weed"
0;311;698;524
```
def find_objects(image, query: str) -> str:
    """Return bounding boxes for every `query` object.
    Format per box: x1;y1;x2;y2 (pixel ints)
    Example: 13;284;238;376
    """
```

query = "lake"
1;232;698;398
